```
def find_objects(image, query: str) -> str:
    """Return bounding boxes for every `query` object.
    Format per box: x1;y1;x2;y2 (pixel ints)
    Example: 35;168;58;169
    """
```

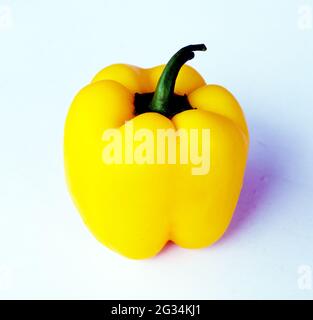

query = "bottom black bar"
0;300;311;318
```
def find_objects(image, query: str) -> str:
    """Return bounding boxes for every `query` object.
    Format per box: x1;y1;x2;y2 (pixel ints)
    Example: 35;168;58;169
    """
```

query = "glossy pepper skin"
64;44;249;259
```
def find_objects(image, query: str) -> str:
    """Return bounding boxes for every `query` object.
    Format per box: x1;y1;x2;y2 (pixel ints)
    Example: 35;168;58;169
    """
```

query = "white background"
0;0;313;299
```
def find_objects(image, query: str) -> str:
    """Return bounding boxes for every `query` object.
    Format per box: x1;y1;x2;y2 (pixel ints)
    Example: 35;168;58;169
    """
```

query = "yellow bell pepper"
64;44;249;259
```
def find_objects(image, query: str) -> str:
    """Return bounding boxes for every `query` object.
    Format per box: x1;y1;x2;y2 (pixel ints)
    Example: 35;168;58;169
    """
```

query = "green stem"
149;44;207;115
